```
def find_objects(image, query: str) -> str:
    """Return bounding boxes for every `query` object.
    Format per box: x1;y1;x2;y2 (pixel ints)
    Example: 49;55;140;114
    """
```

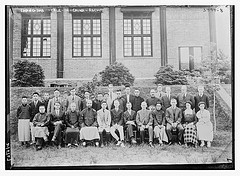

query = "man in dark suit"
66;88;82;111
132;89;144;113
165;98;184;145
194;85;209;113
80;91;91;110
123;102;137;144
111;89;126;111
49;101;65;149
122;85;135;111
161;86;175;111
93;92;104;111
146;89;160;109
177;85;195;112
29;92;42;145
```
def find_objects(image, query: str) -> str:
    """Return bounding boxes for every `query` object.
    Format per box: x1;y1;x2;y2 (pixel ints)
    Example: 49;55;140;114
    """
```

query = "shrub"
12;60;45;87
98;62;135;86
154;65;188;85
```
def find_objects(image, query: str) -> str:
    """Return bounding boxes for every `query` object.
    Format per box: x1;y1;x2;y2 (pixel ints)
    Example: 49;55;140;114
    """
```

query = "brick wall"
166;7;210;69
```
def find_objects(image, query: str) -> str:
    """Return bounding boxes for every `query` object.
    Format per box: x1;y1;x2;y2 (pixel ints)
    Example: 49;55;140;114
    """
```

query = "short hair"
32;92;39;96
126;102;132;106
125;84;130;88
101;100;107;105
156;101;162;106
108;84;113;87
157;84;163;86
22;95;28;99
185;101;192;106
39;103;45;108
97;92;103;95
116;89;121;92
54;89;59;92
198;101;206;107
104;92;109;96
70;87;76;91
170;97;177;102
54;101;61;105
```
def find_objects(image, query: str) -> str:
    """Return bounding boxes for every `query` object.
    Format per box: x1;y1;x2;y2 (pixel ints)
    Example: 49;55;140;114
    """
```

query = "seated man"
65;102;80;147
80;100;100;147
152;101;168;146
136;102;154;147
49;102;65;149
97;101;111;147
123;102;137;144
32;104;50;151
165;98;184;145
110;100;125;147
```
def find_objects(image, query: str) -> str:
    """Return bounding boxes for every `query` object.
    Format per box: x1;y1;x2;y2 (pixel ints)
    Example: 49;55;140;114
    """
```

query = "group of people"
16;84;214;151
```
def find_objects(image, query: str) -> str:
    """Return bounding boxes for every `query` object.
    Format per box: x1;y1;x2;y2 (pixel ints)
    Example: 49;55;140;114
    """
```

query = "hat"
198;101;206;107
185;101;192;106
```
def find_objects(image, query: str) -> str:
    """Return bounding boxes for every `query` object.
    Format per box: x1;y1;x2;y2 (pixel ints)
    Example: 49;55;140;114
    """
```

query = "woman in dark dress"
182;101;198;147
65;102;80;147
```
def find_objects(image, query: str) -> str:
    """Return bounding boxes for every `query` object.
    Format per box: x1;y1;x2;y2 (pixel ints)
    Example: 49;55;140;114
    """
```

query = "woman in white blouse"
196;101;213;147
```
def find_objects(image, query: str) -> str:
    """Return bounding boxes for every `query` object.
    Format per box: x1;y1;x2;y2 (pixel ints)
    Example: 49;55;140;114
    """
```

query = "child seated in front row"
16;96;31;147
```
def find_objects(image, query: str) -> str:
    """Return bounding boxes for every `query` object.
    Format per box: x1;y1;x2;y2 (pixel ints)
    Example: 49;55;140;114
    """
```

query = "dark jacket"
65;110;80;128
161;95;175;111
177;93;195;109
33;112;50;127
146;97;161;108
29;100;42;122
194;94;209;113
165;107;182;124
111;108;124;126
132;96;144;112
152;109;165;126
17;104;31;120
80;108;98;127
123;110;136;126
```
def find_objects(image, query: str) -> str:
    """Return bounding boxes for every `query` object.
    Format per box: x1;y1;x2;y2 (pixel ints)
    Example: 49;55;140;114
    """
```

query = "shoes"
200;141;205;147
100;144;104;148
178;142;182;146
67;143;71;147
95;142;99;147
57;145;61;149
131;139;137;144
36;146;42;151
207;141;211;148
73;143;79;147
149;142;154;148
116;141;121;146
168;141;172;146
120;142;125;148
30;142;36;146
82;142;87;147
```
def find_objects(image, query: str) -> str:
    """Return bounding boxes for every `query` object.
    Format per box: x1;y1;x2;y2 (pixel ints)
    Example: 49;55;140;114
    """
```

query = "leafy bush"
12;60;45;87
98;62;135;86
77;81;97;98
154;65;188;85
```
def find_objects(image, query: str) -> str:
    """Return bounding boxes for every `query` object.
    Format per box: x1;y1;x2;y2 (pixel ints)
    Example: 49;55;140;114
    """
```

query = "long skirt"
34;126;49;141
18;119;30;142
80;127;100;141
196;121;213;141
153;126;168;143
65;127;79;144
183;123;197;145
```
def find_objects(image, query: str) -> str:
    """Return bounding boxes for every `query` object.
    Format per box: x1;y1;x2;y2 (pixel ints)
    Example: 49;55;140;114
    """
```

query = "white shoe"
82;142;86;147
120;142;125;147
207;141;211;148
116;141;121;146
67;143;71;147
200;141;205;147
95;142;99;147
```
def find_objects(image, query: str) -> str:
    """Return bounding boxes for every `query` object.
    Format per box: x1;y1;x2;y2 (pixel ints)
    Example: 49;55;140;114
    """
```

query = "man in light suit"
122;85;135;111
66;88;82;111
47;89;64;114
161;86;175;111
106;84;117;110
177;85;195;112
155;84;166;99
165;98;184;145
97;101;111;147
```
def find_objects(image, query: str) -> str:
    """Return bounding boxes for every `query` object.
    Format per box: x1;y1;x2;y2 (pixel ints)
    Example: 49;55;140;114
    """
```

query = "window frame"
178;46;203;71
72;13;102;58
123;13;153;57
21;15;51;58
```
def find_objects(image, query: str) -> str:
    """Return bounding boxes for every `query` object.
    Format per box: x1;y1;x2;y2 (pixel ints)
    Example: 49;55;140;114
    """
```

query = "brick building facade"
7;6;217;85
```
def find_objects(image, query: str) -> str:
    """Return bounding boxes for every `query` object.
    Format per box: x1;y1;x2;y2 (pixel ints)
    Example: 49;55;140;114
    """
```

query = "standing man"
67;88;81;111
29;92;42;145
194;85;209;113
47;89;63;114
122;85;135;111
93;92;104;111
80;91;91;110
165;98;184;145
111;89;126;111
161;86;174;111
123;102;137;144
110;100;125;147
132;89;144;113
42;92;50;110
136;102;154;147
106;84;117;110
177;85;195;112
97;101;111;147
80;100;100;147
146;89;160;109
155;84;166;99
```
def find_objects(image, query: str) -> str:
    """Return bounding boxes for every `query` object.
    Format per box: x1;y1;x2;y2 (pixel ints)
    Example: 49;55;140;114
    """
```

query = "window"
72;14;101;57
123;13;152;57
21;17;51;58
179;46;202;71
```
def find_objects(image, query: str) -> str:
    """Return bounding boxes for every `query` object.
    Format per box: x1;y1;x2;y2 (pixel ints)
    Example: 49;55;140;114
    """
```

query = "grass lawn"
11;129;232;166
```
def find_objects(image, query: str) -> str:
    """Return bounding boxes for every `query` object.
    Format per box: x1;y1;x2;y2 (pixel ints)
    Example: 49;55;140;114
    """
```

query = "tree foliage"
154;65;188;85
98;62;135;86
12;60;45;87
